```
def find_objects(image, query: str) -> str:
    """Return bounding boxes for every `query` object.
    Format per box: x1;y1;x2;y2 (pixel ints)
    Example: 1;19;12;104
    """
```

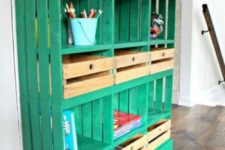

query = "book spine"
115;119;141;134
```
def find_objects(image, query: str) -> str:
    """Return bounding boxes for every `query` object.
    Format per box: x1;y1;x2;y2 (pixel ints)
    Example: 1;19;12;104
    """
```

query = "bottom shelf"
156;139;173;150
148;111;171;127
77;136;111;150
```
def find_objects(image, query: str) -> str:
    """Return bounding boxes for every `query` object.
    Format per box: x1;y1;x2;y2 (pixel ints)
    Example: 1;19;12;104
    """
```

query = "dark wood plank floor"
172;105;225;150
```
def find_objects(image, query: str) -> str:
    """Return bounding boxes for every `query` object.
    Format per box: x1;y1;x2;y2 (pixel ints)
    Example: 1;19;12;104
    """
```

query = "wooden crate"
147;130;171;150
146;120;171;142
63;55;114;99
115;50;149;84
150;48;174;61
116;134;147;150
150;48;174;74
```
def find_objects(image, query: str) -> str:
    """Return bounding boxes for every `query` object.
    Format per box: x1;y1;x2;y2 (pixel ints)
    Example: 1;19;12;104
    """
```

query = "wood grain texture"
150;48;174;61
172;105;225;150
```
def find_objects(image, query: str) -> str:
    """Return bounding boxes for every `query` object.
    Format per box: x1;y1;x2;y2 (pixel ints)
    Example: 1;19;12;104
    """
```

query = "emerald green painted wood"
16;0;176;148
155;79;163;112
15;0;33;149
156;139;173;150
24;0;42;148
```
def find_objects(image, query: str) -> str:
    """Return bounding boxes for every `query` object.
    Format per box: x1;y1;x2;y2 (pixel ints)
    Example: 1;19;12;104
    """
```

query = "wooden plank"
103;96;113;144
150;48;174;61
129;0;139;42
49;0;64;148
147;130;171;150
129;87;139;114
82;103;92;138
74;106;83;135
150;60;174;74
168;0;176;40
138;84;148;124
24;0;42;148
115;66;149;84
15;0;32;148
155;79;163;112
119;91;129;113
63;57;113;79
119;0;130;42
165;75;173;112
148;81;155;111
158;0;166;39
114;94;120;110
117;134;146;150
102;0;113;44
92;99;102;141
115;0;120;43
37;0;53;149
115;51;148;69
147;120;171;142
64;74;113;98
140;0;150;41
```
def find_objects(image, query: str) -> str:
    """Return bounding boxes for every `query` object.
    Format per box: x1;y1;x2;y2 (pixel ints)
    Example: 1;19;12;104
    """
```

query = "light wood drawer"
115;51;149;69
147;130;171;150
116;134;147;150
147;120;171;142
115;65;149;84
63;55;113;79
64;72;113;99
150;60;174;74
150;48;174;61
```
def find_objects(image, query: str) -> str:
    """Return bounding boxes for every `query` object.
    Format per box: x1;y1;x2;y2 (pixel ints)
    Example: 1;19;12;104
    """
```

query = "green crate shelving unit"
15;0;176;149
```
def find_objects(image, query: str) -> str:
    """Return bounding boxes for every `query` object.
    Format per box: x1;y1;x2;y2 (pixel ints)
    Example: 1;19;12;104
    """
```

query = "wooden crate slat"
155;79;163;112
148;81;155;111
82;103;92;137
92;99;103;141
119;0;130;42
129;0;139;42
15;0;33;148
165;75;173;112
158;0;166;39
24;0;42;148
103;96;113;144
74;106;83;135
49;0;64;148
37;0;53;149
129;87;139;114
138;84;148;125
119;91;129;113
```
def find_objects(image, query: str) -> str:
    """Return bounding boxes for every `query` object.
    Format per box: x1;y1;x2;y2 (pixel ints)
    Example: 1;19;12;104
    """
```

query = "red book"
114;111;141;131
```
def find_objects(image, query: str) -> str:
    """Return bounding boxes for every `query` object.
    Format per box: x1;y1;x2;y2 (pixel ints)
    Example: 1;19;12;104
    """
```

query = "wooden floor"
172;105;225;150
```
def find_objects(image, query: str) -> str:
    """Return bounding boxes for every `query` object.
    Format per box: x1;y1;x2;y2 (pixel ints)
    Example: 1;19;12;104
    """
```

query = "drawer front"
63;57;113;79
116;52;148;69
115;66;149;84
150;49;174;61
150;60;173;74
121;135;147;150
147;130;171;150
147;120;171;142
64;74;113;98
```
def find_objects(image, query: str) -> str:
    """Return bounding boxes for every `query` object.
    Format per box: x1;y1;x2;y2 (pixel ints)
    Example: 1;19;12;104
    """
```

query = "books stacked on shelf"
63;111;78;150
114;111;142;139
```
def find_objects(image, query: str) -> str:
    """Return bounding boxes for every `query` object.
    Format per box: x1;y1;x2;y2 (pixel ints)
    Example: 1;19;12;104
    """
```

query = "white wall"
0;0;22;149
179;0;225;106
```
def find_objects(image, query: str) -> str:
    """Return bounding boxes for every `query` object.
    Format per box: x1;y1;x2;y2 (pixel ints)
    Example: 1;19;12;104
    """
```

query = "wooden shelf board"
150;39;174;46
61;44;112;55
114;41;149;49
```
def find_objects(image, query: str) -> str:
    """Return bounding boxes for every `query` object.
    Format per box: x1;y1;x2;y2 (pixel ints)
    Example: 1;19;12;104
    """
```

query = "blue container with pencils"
70;18;98;46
